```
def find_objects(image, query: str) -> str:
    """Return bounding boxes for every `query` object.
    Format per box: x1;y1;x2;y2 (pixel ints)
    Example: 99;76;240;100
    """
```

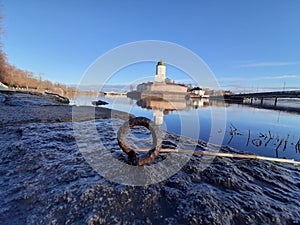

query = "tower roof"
157;60;165;66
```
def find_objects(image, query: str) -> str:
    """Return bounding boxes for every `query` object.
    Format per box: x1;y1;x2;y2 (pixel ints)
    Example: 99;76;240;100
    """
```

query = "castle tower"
154;60;166;83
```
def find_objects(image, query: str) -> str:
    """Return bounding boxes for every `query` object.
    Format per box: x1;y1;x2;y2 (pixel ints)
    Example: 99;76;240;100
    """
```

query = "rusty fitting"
117;117;162;166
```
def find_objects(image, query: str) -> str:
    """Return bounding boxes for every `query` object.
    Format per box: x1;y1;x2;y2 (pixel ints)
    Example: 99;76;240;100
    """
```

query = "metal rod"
135;148;300;166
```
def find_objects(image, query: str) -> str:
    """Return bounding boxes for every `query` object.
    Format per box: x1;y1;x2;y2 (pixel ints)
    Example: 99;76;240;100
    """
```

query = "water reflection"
187;98;210;109
71;95;300;161
136;98;210;126
132;97;300;160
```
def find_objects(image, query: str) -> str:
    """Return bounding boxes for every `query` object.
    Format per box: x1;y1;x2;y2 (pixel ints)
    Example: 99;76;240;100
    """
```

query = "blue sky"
1;0;300;92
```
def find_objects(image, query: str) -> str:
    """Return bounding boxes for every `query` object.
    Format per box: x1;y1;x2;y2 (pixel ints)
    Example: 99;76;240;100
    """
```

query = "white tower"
154;60;166;83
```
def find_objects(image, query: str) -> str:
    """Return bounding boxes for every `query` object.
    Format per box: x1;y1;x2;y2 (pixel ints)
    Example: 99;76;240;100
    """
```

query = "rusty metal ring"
117;117;162;166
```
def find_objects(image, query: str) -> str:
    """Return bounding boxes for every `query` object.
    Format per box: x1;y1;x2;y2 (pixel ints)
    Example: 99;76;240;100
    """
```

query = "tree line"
0;12;98;98
0;48;79;96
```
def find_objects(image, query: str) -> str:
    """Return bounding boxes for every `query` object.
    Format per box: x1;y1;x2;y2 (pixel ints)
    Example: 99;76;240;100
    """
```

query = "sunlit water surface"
71;96;300;161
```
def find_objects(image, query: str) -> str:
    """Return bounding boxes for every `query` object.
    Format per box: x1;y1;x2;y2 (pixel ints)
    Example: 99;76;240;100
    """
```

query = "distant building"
0;82;8;90
154;60;166;83
130;61;188;100
136;82;187;93
188;87;208;98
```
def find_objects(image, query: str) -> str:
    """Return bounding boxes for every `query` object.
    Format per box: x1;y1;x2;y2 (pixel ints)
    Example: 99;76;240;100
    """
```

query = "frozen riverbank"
0;92;300;224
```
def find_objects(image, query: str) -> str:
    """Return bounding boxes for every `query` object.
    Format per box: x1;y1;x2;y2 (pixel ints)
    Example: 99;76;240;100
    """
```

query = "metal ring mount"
117;117;162;166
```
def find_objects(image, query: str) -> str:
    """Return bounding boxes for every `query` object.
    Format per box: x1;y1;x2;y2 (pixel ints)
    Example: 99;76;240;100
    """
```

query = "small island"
127;60;189;100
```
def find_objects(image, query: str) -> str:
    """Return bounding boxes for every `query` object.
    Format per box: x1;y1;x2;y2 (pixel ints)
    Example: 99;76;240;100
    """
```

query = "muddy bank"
0;92;300;224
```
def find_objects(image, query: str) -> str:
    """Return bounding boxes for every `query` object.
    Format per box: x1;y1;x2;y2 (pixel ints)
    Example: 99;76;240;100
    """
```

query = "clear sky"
1;0;300;92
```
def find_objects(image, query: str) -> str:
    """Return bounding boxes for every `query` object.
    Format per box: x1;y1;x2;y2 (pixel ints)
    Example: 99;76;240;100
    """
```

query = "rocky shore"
1;91;300;225
0;91;132;127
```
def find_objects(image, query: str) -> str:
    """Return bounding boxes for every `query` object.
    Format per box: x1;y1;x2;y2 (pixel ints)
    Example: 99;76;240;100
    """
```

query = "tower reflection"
136;98;210;126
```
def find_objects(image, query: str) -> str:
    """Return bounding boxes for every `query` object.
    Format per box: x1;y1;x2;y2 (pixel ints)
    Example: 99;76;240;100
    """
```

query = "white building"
154;60;166;83
189;87;207;98
136;61;188;94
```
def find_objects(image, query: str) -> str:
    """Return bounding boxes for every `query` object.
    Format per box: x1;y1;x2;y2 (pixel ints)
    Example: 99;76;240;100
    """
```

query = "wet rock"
0;109;300;224
43;91;70;104
92;100;109;106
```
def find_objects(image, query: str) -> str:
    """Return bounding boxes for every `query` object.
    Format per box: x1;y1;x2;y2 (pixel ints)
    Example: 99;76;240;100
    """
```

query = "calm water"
71;96;300;161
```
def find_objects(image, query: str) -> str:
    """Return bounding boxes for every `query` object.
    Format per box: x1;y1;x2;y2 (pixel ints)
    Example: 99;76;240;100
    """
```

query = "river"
71;95;300;161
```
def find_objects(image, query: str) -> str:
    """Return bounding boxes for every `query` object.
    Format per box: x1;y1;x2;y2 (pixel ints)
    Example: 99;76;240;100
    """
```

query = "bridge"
223;90;300;106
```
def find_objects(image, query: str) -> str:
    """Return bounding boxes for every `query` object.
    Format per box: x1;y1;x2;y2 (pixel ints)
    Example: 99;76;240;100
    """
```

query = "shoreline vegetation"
0;45;99;99
0;47;98;100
